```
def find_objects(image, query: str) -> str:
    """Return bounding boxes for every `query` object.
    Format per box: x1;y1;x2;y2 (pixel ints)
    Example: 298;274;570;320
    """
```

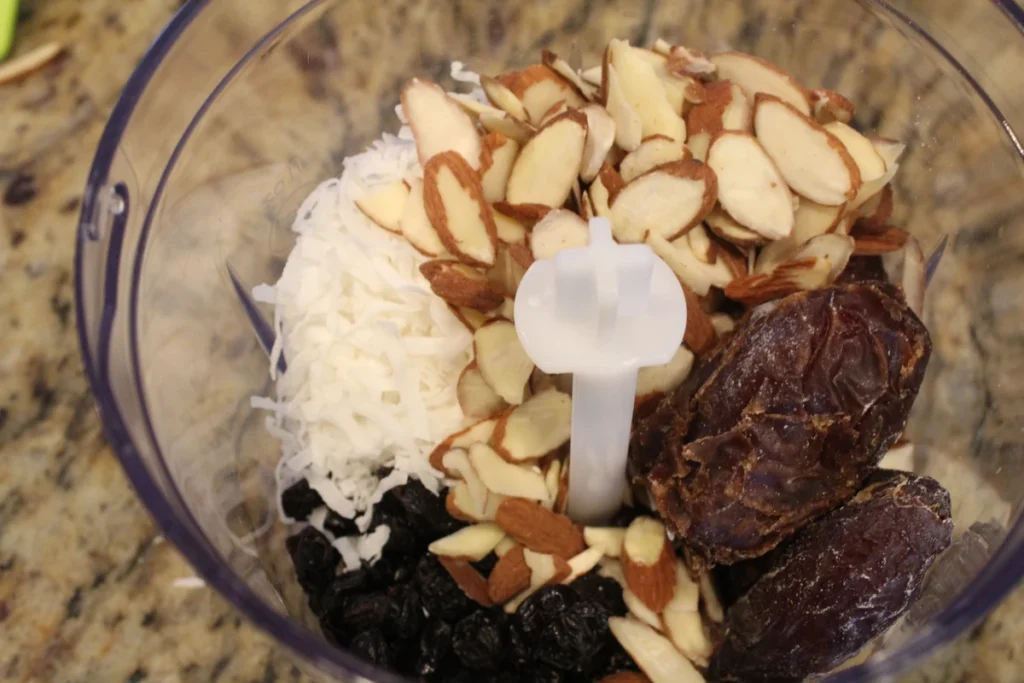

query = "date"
629;283;931;564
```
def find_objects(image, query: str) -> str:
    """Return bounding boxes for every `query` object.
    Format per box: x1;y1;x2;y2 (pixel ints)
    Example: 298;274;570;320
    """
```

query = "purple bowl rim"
73;0;1024;680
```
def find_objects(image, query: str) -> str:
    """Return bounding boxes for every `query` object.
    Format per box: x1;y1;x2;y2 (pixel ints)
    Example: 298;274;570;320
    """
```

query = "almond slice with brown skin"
530;209;590;260
710;313;736;337
448;305;490;333
457;362;510;419
429;417;500;473
622;517;676;613
635;345;695;408
488;545;531;603
791;233;855;281
610;160;717;243
620;136;691;182
495;498;586;559
725;256;832;305
355;180;411;234
493;201;552;226
850;137;906;210
542;49;601;100
480;132;521;203
420;260;505;311
855;184;894;234
446;481;482;522
584;528;626;558
853;225;910;255
563;546;606;584
400;179;448;256
602;561;665;631
423;151;499;267
902;235;925;317
474;319;534;405
666;44;717;80
539;99;569;127
402;79;482;169
442;448;490;518
481;75;529;121
504;549;574;612
753;94;861;205
492;210;528;244
580;104;618;182
479;110;536;144
448;92;504;119
710;51;811;115
629;47;705;113
824;121;887;183
604;61;644;152
608;39;687;142
645;232;734;297
492;388;572;462
755;199;848;274
705;208;769;248
609;617;706;683
589;163;624;220
487;244;528;296
663;610;713;668
685;80;751;141
707;131;794;240
429;523;506;561
505;110;588;208
438;556;495;607
684;224;714;263
469;443;551;502
581;65;603;87
812;88;855;125
497;65;586;124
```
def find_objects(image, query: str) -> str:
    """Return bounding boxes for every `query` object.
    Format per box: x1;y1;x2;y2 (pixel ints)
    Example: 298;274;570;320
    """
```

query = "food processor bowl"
75;0;1024;680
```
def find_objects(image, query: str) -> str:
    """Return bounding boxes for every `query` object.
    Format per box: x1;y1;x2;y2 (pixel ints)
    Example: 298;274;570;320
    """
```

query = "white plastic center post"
514;218;687;525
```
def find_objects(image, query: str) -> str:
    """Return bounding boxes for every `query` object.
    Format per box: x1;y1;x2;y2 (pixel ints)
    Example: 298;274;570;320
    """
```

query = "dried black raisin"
388;583;424;640
349;629;394;669
281;479;324;521
315;568;371;617
536;601;612;672
515;585;579;638
416;555;476;622
368;552;418;588
416;619;453;677
586;639;641;680
391;479;464;539
323;509;359;538
286;527;339;595
325;591;396;639
371;504;424;556
570;571;627;616
452;610;508;672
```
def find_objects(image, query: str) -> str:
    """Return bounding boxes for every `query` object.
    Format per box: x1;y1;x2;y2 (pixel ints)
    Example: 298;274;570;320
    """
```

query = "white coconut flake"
257;83;477;564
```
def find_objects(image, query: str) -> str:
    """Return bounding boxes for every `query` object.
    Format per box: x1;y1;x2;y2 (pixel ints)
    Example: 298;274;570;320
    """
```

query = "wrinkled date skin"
709;470;952;682
629;283;931;564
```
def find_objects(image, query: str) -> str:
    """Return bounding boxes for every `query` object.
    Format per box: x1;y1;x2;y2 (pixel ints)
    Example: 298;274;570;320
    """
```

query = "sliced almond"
542;49;601;100
420;260;505;311
621;517;676;613
446;481;483;522
474;319;534;405
423;151;499;267
684;224;714;263
495;536;519;557
442;448;491;518
438;556;495;607
508;242;535;270
584;527;626;558
354;181;411;234
480;75;529;120
582;65;603;87
853;225;910;255
753;94;861;206
620;137;691;182
710;51;811;115
580;104;618;182
429;417;500;473
400;179;448;256
448;305;490;333
543;458;563;507
825;121;887;183
554;461;570;514
645;232;734;296
705;208;769;248
429;523;506;561
699;572;725;624
850;138;906;210
812;89;855;125
505;549;573;612
686;80;751;140
563;546;606;584
636;345;695;406
791;233;855;281
610;160;717;243
601;560;662;630
493;210;528;244
755;199;848;274
725;256;832;305
608;39;687;142
487;245;528;297
469;443;551;502
493;201;552;226
457;362;510;419
902;235;925;317
664;561;700;614
707;131;794;241
492;389;572;462
497;65;586;124
609;617;705;683
539;99;569;127
709;313;736;337
479;110;536;144
663;609;713;668
855;184;894;234
530;209;590;260
665;43;717;79
505;110;588;208
683;287;720;354
604;61;644;152
688;131;711;163
480;133;521;203
630;47;704;113
488;545;532;603
449;92;505;119
402;79;482;169
495;498;586;558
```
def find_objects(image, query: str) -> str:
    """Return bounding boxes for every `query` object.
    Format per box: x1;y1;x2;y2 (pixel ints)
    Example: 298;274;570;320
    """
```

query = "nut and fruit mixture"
280;37;949;683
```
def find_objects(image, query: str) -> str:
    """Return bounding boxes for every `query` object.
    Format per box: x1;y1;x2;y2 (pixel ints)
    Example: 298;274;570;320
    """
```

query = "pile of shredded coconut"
253;63;487;566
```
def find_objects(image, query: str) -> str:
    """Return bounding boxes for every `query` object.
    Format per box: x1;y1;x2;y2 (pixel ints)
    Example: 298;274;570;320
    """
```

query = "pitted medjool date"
709;470;952;682
630;283;931;565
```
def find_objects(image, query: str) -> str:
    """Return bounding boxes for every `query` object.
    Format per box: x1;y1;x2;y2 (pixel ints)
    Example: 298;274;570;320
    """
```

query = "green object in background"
0;0;17;62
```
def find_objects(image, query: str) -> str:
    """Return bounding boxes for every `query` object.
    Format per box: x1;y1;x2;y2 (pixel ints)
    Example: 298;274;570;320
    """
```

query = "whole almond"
622;517;678;613
438;556;495;607
495;499;586;559
488;545;532;603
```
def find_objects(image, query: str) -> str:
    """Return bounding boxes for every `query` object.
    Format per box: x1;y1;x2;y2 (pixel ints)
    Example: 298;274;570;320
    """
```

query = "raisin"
536;601;612;671
416;619;453;677
391;479;464;539
710;470;952;682
515;585;579;637
315;568;371;617
416;555;476;622
323;591;396;639
286;527;339;595
388;583;425;640
371;504;424;556
452;609;508;671
280;479;324;521
323;509;359;538
368;552;418;588
630;283;932;564
586;639;641;680
571;571;627;616
349;629;394;669
525;664;566;683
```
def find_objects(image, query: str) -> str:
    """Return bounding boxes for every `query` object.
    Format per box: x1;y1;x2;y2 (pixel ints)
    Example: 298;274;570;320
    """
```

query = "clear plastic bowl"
75;0;1024;680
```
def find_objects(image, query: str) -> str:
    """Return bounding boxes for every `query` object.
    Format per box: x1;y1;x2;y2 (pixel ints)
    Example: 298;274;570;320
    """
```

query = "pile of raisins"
284;479;640;681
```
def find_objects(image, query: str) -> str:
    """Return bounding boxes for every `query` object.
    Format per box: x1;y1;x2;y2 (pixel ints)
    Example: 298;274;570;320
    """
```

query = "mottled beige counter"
0;0;1021;681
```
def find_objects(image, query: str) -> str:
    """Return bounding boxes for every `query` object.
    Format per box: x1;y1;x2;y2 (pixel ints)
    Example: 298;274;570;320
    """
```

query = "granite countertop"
0;0;1021;682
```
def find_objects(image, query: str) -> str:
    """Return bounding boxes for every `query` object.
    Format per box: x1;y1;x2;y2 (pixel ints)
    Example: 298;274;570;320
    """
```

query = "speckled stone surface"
0;0;1022;681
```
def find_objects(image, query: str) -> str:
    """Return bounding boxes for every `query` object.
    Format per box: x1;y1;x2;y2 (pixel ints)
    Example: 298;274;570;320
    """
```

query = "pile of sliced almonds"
357;37;927;370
